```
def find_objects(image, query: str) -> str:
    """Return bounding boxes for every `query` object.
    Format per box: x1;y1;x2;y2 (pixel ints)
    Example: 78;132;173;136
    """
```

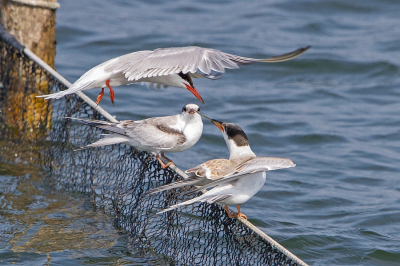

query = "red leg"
156;153;174;169
105;79;115;105
236;204;247;220
224;205;235;218
96;88;105;105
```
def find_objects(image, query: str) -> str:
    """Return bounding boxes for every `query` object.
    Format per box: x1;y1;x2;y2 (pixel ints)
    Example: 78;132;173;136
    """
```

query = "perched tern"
154;115;295;219
37;46;311;105
68;103;203;168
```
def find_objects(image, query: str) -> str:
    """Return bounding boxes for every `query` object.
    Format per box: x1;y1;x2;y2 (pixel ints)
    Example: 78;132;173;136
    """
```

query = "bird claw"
236;212;247;220
161;161;175;169
156;154;175;169
224;205;247;220
96;88;105;106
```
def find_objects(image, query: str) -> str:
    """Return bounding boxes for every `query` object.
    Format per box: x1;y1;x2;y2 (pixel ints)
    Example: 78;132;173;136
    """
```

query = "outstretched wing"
105;46;311;81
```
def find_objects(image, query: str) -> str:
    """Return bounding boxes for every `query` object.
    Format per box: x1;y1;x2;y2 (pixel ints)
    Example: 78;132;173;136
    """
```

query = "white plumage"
152;116;296;219
69;103;203;168
37;46;310;105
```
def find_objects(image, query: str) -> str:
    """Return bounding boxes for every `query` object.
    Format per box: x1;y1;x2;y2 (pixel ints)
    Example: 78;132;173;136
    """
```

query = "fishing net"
0;26;306;266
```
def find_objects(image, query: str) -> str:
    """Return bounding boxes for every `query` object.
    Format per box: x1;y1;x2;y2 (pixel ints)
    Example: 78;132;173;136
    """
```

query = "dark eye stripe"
178;72;194;87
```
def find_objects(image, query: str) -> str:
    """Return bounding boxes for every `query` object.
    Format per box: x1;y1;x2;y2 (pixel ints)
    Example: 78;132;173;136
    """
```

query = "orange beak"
196;111;224;132
184;84;204;105
211;119;224;132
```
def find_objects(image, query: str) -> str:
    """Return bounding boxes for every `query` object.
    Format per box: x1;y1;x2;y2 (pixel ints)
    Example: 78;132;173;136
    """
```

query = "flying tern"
37;46;311;105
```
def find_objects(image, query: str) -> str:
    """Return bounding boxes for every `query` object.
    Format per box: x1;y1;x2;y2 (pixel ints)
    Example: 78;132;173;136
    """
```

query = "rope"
20;41;308;266
238;217;309;266
160;159;308;265
23;48;119;123
0;24;24;53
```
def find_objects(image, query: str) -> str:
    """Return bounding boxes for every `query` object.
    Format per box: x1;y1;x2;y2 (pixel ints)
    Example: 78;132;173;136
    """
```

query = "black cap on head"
223;123;249;147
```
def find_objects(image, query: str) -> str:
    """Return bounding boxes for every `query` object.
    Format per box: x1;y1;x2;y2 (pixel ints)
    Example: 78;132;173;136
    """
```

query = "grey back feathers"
223;123;249;147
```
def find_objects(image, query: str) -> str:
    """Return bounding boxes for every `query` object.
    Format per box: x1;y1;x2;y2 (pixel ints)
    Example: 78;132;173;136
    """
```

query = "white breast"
170;114;203;153
215;172;266;206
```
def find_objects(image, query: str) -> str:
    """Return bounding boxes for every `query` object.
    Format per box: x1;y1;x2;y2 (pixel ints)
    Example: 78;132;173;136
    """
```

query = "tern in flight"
38;46;310;105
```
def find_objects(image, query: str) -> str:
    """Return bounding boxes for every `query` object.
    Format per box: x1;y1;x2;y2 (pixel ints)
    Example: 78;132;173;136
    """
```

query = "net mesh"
0;31;302;266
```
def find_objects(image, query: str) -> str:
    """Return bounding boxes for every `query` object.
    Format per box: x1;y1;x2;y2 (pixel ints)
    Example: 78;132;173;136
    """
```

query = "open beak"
184;84;204;105
196;111;224;132
188;109;196;114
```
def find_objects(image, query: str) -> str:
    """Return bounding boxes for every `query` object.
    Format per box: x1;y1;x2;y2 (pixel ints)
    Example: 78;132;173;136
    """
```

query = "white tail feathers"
82;135;129;149
36;90;68;100
157;194;231;214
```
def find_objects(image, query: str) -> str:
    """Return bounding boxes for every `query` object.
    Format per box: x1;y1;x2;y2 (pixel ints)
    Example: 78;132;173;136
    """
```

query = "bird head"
178;72;204;104
182;103;201;117
197;112;254;159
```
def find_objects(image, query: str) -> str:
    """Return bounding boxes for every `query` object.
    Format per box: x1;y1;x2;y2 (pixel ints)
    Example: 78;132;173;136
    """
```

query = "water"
2;0;400;265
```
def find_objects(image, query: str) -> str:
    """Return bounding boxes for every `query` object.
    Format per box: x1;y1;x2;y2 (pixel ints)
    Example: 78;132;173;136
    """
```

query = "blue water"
2;0;400;265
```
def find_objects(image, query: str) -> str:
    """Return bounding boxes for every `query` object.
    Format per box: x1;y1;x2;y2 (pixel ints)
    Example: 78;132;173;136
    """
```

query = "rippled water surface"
2;0;400;265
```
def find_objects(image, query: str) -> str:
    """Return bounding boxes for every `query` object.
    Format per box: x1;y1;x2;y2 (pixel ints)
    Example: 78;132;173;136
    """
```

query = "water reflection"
0;163;160;265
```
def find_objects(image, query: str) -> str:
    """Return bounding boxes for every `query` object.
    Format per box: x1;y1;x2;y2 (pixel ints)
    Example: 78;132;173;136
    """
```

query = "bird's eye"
197;107;200;112
182;106;187;112
178;72;194;87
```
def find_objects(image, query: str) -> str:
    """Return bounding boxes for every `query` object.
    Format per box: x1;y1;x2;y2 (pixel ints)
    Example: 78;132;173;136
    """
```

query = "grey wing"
143;162;209;197
106;46;235;80
144;158;233;196
189;157;296;193
232;157;296;174
186;159;235;181
142;175;203;196
104;46;310;81
223;46;311;65
66;117;126;135
125;116;186;149
157;194;232;214
146;162;214;194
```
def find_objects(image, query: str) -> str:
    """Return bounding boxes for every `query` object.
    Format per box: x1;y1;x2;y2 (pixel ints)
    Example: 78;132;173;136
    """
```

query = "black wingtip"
259;45;312;63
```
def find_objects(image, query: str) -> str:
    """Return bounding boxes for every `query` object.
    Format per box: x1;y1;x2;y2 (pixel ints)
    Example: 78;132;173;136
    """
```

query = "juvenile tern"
68;103;203;168
37;46;311;105
155;115;295;219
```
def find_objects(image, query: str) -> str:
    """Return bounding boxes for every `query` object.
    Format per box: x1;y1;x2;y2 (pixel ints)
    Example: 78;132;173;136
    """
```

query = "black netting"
0;30;302;266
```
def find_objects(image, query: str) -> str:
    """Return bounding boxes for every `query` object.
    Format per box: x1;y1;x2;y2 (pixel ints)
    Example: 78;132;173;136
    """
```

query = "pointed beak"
184;84;204;105
196;111;224;132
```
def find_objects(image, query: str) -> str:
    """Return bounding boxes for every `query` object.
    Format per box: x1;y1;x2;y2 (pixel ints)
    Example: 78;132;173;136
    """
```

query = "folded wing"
188;157;296;193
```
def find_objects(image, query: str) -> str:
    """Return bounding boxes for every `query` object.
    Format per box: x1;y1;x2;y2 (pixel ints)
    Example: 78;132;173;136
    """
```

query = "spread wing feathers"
190;72;222;80
189;157;296;194
142;176;203;196
232;157;296;173
105;46;310;81
157;194;232;214
80;134;129;149
37;81;96;100
225;45;311;64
